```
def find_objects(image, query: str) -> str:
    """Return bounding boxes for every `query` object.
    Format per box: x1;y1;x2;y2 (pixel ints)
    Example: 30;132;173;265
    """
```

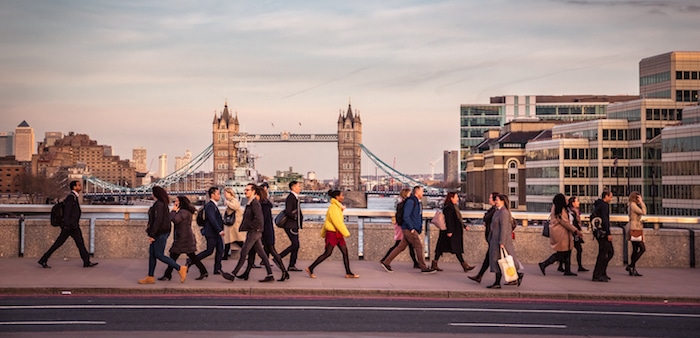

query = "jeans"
148;233;180;277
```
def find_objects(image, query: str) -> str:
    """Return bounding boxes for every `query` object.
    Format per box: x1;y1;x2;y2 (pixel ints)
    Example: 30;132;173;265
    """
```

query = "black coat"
283;193;303;230
169;209;196;254
435;204;464;254
240;198;264;232
260;198;275;245
147;200;171;238
62;192;81;230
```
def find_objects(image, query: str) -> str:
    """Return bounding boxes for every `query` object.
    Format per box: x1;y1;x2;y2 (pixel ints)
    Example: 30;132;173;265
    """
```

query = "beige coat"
223;198;245;244
627;201;647;240
549;209;578;252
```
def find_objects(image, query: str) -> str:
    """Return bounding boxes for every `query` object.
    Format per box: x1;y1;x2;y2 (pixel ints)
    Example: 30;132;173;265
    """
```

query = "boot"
138;276;155;284
461;261;475;272
431;260;443;272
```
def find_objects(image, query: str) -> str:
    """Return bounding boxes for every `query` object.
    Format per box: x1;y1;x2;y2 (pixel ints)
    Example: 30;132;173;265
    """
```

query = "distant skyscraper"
443;150;459;185
14;121;34;162
132;148;147;173
174;149;192;172
158;153;167;178
44;132;63;148
0;132;13;157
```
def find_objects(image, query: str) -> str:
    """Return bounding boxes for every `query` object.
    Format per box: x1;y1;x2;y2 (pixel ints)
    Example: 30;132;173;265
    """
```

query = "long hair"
628;191;640;205
443;192;457;206
553;193;566;216
223;187;236;198
399;188;411;200
177;195;196;213
496;194;509;210
152;186;169;204
258;186;269;201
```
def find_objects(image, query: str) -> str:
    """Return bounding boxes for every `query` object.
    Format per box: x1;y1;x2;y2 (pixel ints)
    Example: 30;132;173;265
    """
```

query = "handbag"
498;247;518;283
630;229;643;242
430;209;447;231
274;210;287;228
541;220;550;238
223;208;235;226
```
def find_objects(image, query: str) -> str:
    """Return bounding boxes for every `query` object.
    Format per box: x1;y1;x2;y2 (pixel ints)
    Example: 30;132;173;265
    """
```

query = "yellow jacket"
321;198;350;238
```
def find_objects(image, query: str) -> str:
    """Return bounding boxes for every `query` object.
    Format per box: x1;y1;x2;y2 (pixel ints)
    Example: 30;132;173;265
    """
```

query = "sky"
1;0;699;181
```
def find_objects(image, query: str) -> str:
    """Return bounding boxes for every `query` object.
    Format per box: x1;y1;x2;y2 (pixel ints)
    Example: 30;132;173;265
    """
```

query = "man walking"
193;187;225;275
592;191;614;282
38;180;98;268
380;186;436;274
279;181;303;271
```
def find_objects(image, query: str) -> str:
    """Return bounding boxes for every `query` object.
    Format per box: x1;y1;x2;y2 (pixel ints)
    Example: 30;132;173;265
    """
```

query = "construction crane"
429;157;442;181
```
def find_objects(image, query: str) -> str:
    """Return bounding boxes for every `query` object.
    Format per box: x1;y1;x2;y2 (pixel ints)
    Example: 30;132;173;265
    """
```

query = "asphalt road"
1;295;699;337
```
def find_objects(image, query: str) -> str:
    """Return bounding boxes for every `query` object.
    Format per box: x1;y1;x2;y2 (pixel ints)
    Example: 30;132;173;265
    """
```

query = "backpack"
395;200;406;226
196;206;206;227
50;201;64;227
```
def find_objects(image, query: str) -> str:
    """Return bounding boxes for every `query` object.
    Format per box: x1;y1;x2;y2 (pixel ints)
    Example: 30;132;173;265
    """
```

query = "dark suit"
279;192;302;268
39;191;91;266
195;200;224;273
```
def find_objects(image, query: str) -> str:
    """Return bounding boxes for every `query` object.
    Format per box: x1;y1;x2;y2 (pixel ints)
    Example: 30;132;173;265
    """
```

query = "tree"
13;172;65;204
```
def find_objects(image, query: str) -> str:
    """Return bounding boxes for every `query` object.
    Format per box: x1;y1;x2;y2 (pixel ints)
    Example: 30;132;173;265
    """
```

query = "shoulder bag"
430;209;447;231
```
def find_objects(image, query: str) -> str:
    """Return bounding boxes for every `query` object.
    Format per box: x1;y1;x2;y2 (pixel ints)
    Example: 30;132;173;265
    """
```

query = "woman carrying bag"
487;194;523;288
626;191;647;277
430;192;474;272
539;193;583;276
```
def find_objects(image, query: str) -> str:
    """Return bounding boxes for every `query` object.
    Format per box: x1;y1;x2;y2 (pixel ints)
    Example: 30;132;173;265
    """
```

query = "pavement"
1;257;699;303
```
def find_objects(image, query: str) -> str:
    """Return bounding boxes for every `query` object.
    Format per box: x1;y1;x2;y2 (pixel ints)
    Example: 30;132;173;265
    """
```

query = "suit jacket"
62;191;81;230
203;200;224;237
283;193;303;230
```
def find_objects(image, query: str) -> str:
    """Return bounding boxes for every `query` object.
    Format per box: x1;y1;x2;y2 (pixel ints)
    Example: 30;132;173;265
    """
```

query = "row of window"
526;201;595;214
564;166;598;178
564;184;599;198
663;185;700;200
662;135;700;153
526;167;559;178
525;184;560;196
646;108;683;121
663;207;700;217
536;105;604;116
602;147;641;160
676;90;699;102
526;149;559;161
662;160;700;176
602;166;643;178
609;109;641;121
563;148;598;160
640;71;670;86
676;70;700;80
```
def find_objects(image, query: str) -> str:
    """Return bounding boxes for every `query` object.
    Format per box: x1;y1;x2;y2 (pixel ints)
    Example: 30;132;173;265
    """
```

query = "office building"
44;132;63;148
14;121;34;162
158;153;167;178
132;148;147;173
0;132;13;157
660;105;700;216
443;150;459;186
174;149;192;172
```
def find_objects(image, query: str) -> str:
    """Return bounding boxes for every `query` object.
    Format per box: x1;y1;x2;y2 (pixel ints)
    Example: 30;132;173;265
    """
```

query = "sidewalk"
1;258;698;303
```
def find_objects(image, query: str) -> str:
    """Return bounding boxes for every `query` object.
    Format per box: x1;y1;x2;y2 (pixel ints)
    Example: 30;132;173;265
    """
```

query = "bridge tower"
337;102;362;191
212;102;240;185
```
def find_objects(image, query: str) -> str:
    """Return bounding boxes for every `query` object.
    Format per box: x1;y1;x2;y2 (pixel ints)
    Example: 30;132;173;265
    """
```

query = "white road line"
0;305;698;319
450;323;567;329
0;321;106;325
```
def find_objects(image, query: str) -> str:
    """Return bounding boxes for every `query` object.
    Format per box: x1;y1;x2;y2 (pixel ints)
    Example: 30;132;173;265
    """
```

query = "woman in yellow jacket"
305;190;359;279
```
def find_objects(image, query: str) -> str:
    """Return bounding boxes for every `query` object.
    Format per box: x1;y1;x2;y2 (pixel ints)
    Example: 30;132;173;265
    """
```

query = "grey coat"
488;207;519;273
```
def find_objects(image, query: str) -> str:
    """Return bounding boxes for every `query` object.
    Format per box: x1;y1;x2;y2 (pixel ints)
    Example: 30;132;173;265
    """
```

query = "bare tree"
13;172;64;204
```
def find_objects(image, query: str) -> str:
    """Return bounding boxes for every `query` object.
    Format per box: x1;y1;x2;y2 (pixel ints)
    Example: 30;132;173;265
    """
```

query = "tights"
630;241;646;268
308;243;352;274
434;251;465;263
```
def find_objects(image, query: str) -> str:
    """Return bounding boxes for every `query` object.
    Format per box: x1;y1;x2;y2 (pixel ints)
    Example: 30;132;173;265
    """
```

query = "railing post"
89;217;96;256
357;216;364;260
424;218;430;261
18;214;25;257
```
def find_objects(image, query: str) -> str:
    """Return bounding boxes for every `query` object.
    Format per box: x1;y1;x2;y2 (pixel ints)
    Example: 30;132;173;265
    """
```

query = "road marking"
0;305;698;319
450;322;567;329
0;321;106;325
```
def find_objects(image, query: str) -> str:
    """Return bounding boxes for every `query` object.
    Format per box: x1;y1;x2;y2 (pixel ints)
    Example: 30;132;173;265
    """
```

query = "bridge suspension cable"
359;144;444;193
83;144;214;193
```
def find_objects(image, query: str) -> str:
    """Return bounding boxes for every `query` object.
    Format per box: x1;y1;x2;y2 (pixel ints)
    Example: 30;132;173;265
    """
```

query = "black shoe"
604;275;611;281
38;261;51;269
630;268;643;277
578;267;589;272
486;283;501;289
413;263;420;269
420;268;437;274
221;272;235;282
186;258;193;268
468;275;482;284
259;275;274;282
592;276;608;282
213;270;222;275
538;262;546;276
557;266;565;272
517;272;524;287
236;272;249;280
251;264;261;269
157;275;171;281
288;266;302;272
380;261;393;273
278;271;290;282
625;265;631;272
221;255;229;261
195;273;208;280
84;262;98;268
563;271;577;276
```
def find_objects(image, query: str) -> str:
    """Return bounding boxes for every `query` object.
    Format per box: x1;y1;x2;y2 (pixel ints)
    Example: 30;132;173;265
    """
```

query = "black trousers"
279;228;300;268
40;227;90;265
592;237;614;279
162;252;206;277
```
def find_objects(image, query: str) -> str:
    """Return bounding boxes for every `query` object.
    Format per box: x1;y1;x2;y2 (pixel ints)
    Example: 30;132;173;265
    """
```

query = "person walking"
38;180;98;269
158;196;207;281
279;180;303;271
592;191;614;282
222;187;244;260
626;191;647;277
192;187;225;275
486;194;524;288
558;196;588;272
380;186;436;274
306;190;359;279
468;192;499;284
138;186;187;284
380;188;419;268
222;183;275;283
538;193;582;276
430;192;474;272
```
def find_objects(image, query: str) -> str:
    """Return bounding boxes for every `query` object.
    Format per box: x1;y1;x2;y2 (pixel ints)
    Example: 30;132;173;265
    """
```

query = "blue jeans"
148;233;180;276
196;235;224;273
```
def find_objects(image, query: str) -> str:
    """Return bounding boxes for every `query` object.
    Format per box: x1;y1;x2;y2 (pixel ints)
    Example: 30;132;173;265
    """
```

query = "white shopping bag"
498;247;518;282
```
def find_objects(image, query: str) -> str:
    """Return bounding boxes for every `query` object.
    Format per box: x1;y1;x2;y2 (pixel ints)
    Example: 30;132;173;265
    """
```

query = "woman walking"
626;191;647;276
558;196;588;272
305;190;358;279
430;192;474;272
381;188;419;268
138;186;187;284
469;192;499;284
158;196;208;281
538;193;582;276
222;187;244;260
487;194;523;288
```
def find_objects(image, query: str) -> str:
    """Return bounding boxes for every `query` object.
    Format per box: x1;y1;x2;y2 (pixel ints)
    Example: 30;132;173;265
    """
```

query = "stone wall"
1;219;697;268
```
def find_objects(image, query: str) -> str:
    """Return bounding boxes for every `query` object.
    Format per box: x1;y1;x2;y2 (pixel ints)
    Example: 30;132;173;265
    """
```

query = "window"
509;161;517;169
509;174;516;182
510;187;516;195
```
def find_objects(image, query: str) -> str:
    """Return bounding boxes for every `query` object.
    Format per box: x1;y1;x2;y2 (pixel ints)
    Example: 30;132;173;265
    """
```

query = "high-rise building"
174;149;192;172
158;153;167;179
0;132;13;157
132;148;147;173
44;132;63;148
337;103;362;191
660;104;700;216
14;121;34;162
443;150;459;185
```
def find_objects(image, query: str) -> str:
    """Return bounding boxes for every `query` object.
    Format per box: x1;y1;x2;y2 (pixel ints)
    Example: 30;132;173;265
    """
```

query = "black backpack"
395;200;406;226
50;201;64;227
196;206;206;227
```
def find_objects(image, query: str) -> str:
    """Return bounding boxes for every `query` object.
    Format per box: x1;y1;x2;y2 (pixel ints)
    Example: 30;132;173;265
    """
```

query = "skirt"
325;230;346;247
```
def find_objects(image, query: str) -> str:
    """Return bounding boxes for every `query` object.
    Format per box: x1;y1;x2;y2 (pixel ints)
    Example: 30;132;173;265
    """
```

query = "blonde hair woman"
626;191;647;277
222;187;244;260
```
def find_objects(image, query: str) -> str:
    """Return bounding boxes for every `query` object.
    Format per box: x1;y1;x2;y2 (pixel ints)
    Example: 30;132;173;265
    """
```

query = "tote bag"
498;247;518;282
430;209;447;231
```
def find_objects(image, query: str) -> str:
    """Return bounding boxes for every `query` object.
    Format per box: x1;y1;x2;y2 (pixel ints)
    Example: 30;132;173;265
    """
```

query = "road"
1;295;699;337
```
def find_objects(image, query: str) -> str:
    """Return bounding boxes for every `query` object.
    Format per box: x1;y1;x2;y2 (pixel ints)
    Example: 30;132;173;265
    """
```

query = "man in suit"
592;191;614;282
192;186;225;274
279;180;303;271
38;180;98;268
